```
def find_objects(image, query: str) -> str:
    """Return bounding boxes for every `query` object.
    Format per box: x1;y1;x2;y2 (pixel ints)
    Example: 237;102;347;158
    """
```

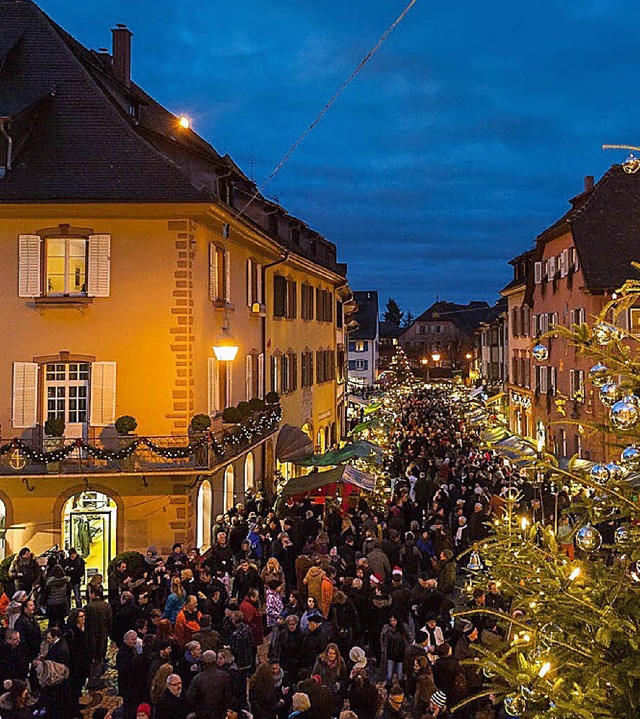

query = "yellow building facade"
0;3;349;574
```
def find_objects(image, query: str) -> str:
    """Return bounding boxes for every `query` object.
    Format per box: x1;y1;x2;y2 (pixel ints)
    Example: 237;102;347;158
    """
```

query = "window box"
34;296;94;309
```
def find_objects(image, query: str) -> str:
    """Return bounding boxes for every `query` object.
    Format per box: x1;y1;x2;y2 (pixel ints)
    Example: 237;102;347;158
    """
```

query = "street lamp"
465;352;472;360
212;318;239;361
431;352;441;363
420;358;428;366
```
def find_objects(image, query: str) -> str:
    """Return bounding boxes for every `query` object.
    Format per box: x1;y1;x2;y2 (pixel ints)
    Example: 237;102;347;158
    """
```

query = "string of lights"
0;407;282;467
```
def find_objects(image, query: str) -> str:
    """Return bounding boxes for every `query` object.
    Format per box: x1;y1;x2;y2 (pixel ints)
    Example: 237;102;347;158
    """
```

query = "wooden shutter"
256;263;262;304
534;261;542;285
225;249;231;303
209;243;218;301
258;353;264;399
547;256;556;279
208;357;219;414
273;276;286;317
226;363;233;406
245;354;253;400
18;235;42;297
246;259;253;307
560;249;569;277
90;361;116;426
87;234;111;297
12;362;38;428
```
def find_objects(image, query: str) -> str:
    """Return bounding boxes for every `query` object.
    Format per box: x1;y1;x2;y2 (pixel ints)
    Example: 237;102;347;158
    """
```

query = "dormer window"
128;101;139;119
310;241;317;257
266;212;278;235
290;225;300;245
218;176;234;206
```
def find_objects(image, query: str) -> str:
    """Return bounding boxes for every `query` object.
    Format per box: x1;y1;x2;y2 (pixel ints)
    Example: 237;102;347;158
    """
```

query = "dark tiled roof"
351;291;379;340
0;1;346;276
569;166;640;290
479;297;507;325
414;300;490;331
379;321;403;339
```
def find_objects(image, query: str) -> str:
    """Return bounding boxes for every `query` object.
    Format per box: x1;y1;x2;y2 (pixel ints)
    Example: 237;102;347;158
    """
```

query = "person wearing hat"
166;543;188;575
187;649;231;719
428;690;451;717
347;666;380;718
301;611;328;666
420;613;444;654
136;703;152;719
348;646;367;672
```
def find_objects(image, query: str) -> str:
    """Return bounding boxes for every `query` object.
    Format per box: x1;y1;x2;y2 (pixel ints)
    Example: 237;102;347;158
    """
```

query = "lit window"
46;238;87;296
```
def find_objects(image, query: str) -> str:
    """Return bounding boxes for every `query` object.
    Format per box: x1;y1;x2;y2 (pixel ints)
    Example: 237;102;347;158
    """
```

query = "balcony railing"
0;408;281;476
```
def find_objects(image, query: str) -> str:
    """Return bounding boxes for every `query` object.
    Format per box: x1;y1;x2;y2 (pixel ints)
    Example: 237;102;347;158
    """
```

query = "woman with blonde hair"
261;557;285;596
162;577;185;624
312;643;347;715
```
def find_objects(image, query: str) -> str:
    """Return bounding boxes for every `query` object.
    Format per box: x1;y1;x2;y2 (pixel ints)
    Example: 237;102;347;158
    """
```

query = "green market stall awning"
279;464;376;496
350;417;381;434
295;440;383;467
275;424;314;463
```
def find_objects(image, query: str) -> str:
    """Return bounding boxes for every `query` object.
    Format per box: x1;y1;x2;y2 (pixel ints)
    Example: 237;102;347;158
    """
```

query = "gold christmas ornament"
593;321;622;345
504;694;526;716
610;398;639;431
532;344;549;362
588;362;609;387
576;525;602;552
600;381;623;407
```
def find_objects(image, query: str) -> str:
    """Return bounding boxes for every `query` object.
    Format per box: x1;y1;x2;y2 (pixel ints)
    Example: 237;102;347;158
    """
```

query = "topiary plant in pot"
190;414;212;433
248;397;266;413
44;417;65;437
115;415;138;436
237;401;252;420
222;406;241;424
265;391;280;405
43;417;65;470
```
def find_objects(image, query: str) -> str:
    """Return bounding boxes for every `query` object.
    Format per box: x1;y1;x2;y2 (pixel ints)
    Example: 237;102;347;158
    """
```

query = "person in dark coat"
85;586;112;687
165;543;188;575
62;549;86;608
112;591;141;648
187;650;232;719
277;614;305;678
65;609;90;718
15;599;41;662
116;630;144;719
0;630;30;683
248;662;278;719
301;613;330;668
155;673;189;719
9;548;39;594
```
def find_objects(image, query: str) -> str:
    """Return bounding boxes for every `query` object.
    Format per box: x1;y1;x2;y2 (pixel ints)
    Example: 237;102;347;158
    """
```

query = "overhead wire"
235;0;420;219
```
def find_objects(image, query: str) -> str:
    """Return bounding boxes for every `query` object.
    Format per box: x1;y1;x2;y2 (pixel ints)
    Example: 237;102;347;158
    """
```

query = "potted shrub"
189;414;211;467
190;414;211;433
248;397;266;413
44;417;65;470
115;415;138;471
237;401;252;421
265;391;280;405
115;415;138;436
222;406;241;425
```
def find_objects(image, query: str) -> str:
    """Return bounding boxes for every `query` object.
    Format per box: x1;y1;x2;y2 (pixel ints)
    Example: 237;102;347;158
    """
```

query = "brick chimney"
111;23;132;87
584;175;594;192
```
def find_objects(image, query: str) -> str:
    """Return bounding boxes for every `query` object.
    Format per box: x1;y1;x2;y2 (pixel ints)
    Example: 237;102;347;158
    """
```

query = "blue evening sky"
39;0;639;315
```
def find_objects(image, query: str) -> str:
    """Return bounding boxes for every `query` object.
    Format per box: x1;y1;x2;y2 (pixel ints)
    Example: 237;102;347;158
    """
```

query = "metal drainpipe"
260;250;289;494
0;118;12;175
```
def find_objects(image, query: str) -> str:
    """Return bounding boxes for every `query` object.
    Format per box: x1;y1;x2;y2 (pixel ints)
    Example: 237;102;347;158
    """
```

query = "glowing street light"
431;353;441;362
212;319;239;362
179;116;191;129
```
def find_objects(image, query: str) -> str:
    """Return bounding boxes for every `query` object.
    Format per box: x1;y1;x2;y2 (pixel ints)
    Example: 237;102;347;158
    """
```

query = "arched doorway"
196;480;212;551
244;452;255;494
63;491;117;580
223;466;235;512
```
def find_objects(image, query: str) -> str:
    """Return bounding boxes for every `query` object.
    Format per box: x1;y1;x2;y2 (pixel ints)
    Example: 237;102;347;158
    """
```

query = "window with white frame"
18;233;111;299
570;308;585;327
355;359;368;371
45;363;90;424
209;243;230;303
208;357;232;413
246;258;263;308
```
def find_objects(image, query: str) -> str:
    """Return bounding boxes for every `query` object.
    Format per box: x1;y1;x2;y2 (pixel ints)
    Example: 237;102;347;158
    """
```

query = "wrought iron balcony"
0;408;281;476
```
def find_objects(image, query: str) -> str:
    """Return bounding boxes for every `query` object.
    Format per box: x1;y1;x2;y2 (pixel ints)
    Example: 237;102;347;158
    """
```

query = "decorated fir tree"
460;276;640;719
388;346;413;386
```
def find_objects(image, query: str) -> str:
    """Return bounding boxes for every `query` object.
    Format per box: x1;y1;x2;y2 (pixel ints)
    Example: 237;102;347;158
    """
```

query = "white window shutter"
256;263;262;304
258;353;264;399
245;354;253;400
246;259;253;307
561;249;568;277
90;361;116;426
12;362;38;428
87;234;111;297
226;364;233;406
18;235;42;298
208;357;219;414
548;256;556;279
225;249;231;303
209;243;218;301
534;262;542;284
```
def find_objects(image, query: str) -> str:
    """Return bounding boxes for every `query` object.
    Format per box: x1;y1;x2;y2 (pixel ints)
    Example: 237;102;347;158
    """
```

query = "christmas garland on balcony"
0;406;282;465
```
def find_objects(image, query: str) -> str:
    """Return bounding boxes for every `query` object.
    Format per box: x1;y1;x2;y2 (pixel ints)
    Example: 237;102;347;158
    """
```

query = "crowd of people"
0;386;587;719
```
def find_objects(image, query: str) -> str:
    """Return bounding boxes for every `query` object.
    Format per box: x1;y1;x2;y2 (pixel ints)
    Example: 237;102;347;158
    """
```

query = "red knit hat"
136;704;152;718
